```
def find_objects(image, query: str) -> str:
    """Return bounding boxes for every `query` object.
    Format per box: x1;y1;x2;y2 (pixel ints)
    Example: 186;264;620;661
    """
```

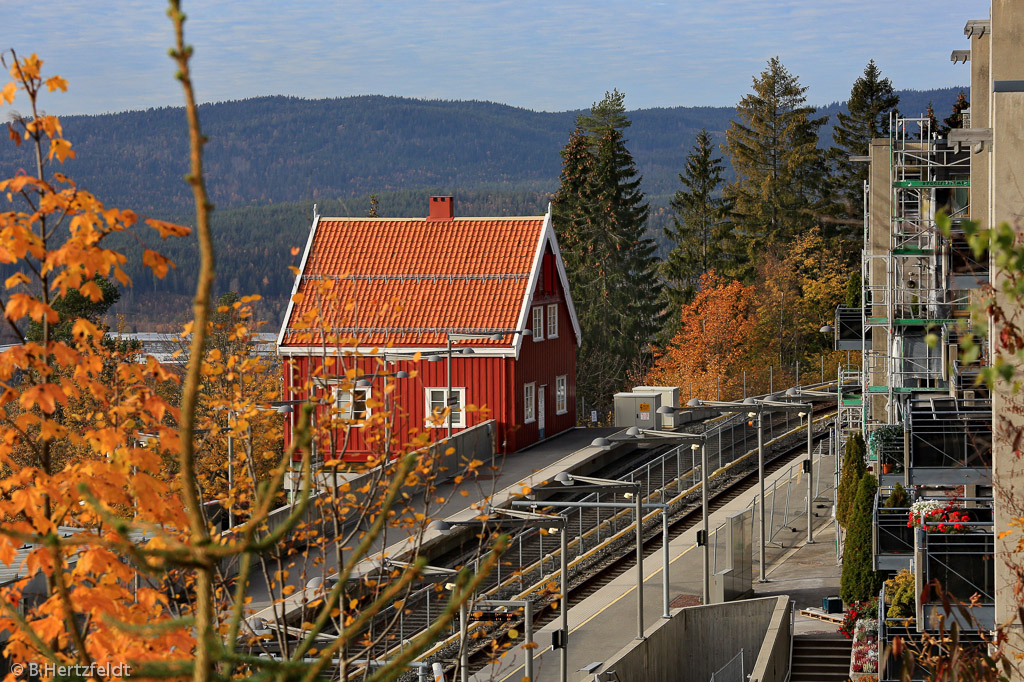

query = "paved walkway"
471;452;844;682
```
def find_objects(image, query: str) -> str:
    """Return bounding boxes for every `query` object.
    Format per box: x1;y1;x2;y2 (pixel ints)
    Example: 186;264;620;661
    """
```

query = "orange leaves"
145;217;191;240
44;75;67;92
143;249;175;279
1;82;15;105
47;137;74;163
19;384;66;414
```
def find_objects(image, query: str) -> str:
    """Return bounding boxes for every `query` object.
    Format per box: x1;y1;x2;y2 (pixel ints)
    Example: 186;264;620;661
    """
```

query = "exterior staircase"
791;635;853;682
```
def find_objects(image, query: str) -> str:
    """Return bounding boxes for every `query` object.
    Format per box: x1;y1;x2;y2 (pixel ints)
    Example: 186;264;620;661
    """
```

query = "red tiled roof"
280;217;545;348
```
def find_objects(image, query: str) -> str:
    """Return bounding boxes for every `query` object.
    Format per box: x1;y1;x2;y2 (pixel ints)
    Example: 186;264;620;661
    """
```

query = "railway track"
360;402;839;679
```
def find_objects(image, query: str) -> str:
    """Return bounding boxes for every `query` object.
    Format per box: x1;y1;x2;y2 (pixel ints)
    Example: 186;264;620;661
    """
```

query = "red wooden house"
276;196;580;460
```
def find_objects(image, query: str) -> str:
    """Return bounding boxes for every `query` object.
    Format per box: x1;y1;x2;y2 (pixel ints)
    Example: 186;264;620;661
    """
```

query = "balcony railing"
834;306;863;350
873;491;914;571
918;519;995;632
906;396;991;485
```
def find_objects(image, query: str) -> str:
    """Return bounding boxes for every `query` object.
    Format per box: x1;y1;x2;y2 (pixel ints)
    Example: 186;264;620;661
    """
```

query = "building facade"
833;3;1024;677
276;197;580;461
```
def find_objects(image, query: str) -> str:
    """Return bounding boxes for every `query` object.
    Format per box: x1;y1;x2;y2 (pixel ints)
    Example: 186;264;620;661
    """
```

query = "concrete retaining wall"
588;596;790;682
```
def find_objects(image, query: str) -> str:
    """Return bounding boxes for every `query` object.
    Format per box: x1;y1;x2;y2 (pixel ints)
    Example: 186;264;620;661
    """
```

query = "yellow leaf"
1;82;15;105
145;217;191;239
47;137;74;163
44;75;68;92
998;530;1014;539
4;273;28;289
508;628;518;639
143;249;175;278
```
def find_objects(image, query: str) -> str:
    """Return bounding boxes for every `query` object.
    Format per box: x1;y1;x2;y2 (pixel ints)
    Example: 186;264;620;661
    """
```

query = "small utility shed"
276;196;581;460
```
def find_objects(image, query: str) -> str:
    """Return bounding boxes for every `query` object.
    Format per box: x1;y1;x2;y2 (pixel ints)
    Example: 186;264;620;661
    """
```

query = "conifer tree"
830;60;899;240
664;129;732;309
940;90;970;135
552;90;661;418
837;432;867;526
840;472;883;604
724;58;827;277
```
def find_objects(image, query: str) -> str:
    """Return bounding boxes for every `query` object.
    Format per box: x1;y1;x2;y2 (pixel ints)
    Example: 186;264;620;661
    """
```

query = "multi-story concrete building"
832;2;1024;677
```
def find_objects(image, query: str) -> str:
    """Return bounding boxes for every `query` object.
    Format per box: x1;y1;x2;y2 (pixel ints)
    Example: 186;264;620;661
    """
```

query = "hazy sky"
3;0;988;115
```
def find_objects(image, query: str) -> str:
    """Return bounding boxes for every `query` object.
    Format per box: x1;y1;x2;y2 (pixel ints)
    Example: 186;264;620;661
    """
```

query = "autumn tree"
829;60;899;241
0;15;508;682
663;129;733;310
724;57;827;277
645;271;762;400
552;90;662;418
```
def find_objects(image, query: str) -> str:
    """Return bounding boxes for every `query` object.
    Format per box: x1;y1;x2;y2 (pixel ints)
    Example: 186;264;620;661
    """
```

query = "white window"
532;306;544;341
547;304;558;339
425;387;466;428
523;383;536;423
333;386;371;423
555;375;567;414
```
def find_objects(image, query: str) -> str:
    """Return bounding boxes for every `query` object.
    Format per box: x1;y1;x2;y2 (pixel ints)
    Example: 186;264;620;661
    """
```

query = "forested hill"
0;87;964;329
2;88;962;216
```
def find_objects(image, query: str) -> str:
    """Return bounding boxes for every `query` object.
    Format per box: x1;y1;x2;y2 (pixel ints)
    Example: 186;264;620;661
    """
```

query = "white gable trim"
512;204;583;359
276;210;321;349
546;202;583;348
513;209;550;361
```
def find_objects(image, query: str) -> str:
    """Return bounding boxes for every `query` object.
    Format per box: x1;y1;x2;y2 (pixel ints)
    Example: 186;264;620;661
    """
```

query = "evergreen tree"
840;472;883;604
837;432;867;526
940;90;970;135
552;90;662;418
27;275;121;344
724;58;827;277
920;102;940;139
830;60;899;241
664;129;732;309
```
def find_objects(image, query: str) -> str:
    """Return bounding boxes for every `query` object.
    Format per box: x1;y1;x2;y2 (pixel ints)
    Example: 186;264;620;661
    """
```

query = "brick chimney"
427;196;455;221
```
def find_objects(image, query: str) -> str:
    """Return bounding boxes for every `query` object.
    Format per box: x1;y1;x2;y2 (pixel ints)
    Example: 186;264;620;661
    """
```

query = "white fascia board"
513;209;550;361
545;202;583;347
276;212;321;349
276;345;516;358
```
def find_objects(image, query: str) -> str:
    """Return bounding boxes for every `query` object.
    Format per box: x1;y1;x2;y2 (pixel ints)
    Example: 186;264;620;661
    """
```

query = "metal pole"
702;443;710;605
717;375;720;401
758;412;767;582
743;371;747;398
447;335;453;439
662;508;670;618
460;601;468;682
807;405;815;544
820;355;825;383
227;410;234;529
525;600;534;682
635;488;644;639
560;524;568;682
769;365;773;395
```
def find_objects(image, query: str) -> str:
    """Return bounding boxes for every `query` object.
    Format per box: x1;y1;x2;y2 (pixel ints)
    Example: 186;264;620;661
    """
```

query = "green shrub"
885;569;916;621
884;482;910;508
841;472;882;604
837;432;867;526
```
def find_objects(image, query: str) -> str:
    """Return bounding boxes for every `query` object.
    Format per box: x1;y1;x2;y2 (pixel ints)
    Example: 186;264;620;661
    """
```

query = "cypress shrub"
885;481;910;508
837;432;867;526
841;472;883;604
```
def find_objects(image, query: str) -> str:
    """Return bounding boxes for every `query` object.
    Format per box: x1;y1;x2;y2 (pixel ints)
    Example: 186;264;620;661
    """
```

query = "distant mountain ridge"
0;87;967;328
1;88;964;217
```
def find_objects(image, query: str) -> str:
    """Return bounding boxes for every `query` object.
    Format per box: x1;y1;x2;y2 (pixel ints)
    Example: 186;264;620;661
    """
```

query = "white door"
538;385;546;439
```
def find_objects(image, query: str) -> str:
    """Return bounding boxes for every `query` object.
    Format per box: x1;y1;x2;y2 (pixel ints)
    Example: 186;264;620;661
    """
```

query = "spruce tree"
840;472;882;604
837;432;867;526
724;57;827;277
830;60;899;241
552;91;662;418
940;90;970;135
664;129;732;309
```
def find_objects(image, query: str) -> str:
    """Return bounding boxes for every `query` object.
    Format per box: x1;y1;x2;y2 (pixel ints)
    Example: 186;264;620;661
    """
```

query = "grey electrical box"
632;385;680;427
613;392;661;429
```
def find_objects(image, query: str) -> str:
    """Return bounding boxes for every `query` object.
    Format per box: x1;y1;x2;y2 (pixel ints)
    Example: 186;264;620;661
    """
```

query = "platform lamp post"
428;507;566;682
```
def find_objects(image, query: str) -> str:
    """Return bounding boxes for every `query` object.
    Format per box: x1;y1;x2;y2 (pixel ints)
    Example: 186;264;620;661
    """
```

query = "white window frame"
546;304;558;339
555;375;567;415
523;382;536;423
333;386;371;424
425;387;467;428
532;306;544;341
